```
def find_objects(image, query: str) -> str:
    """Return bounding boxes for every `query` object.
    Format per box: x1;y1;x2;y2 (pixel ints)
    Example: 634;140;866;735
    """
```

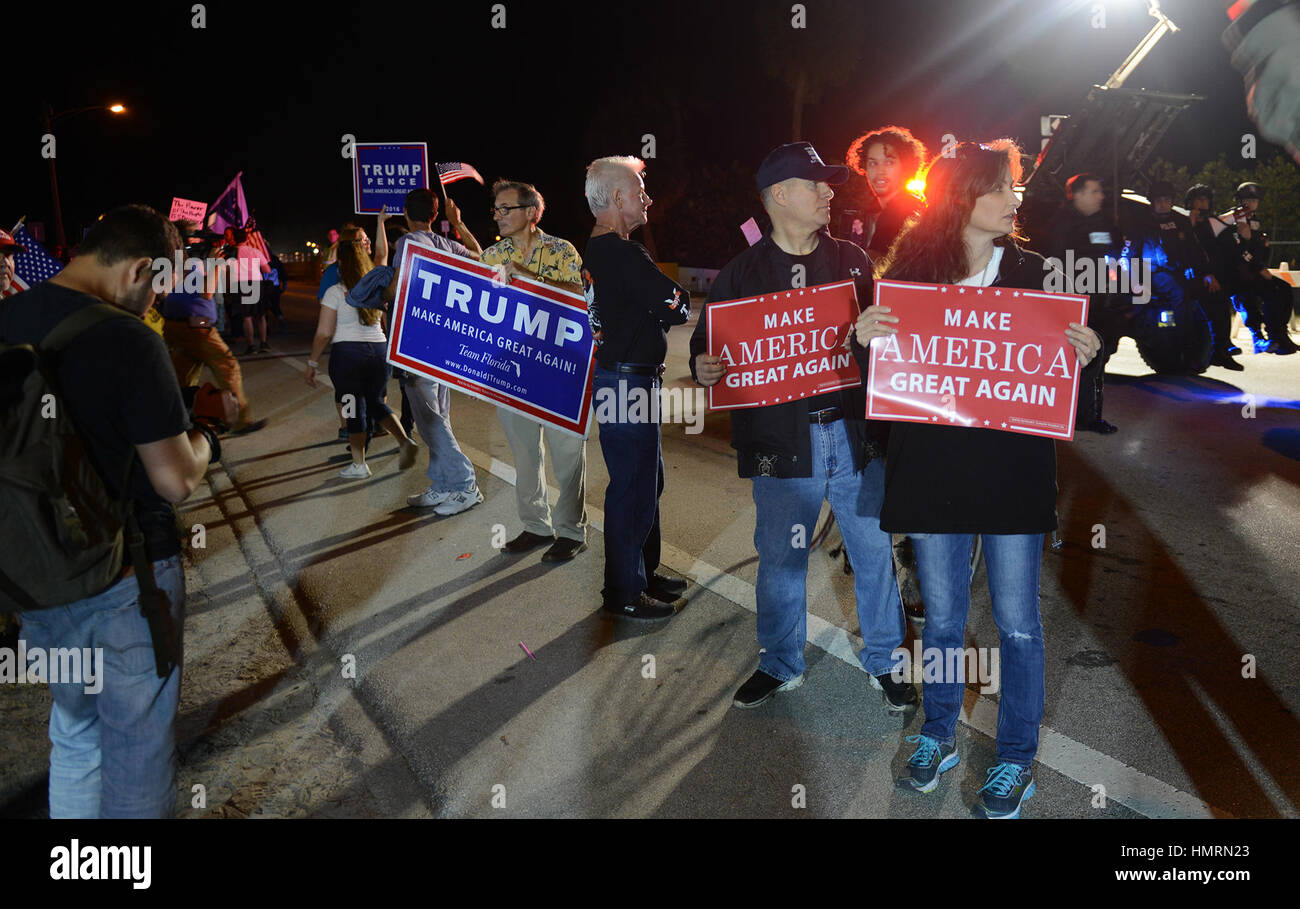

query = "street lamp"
41;101;127;249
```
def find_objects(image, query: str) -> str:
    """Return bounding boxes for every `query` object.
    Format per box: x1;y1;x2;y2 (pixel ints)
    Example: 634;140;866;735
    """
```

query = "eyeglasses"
490;204;532;217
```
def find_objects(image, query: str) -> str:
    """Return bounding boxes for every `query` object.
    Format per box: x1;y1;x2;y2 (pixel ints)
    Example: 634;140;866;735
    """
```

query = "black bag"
0;303;177;677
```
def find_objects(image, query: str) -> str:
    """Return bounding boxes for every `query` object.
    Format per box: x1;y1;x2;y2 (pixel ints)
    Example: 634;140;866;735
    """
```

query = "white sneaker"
339;462;372;479
434;488;483;516
407;486;451;508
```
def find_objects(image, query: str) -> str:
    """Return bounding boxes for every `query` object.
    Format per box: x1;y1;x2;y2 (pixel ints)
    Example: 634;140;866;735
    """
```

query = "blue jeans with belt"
594;366;663;604
909;533;1045;767
751;419;904;681
18;555;186;817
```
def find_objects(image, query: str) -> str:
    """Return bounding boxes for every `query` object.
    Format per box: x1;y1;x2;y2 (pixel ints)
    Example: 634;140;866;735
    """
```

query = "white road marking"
282;356;1228;818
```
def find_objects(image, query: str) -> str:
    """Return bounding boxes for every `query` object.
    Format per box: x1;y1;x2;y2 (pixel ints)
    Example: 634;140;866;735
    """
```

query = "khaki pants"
498;408;587;542
163;321;252;426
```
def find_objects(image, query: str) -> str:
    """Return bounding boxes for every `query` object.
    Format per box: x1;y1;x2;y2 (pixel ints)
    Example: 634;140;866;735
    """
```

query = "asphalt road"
2;281;1297;819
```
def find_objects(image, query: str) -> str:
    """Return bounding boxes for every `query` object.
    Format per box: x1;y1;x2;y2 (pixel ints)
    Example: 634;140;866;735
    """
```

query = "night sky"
0;0;1269;261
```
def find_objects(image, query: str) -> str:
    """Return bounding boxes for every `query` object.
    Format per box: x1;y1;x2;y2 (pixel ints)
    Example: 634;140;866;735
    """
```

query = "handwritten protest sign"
865;279;1089;440
168;198;207;223
353;142;430;214
707;280;861;410
388;242;596;437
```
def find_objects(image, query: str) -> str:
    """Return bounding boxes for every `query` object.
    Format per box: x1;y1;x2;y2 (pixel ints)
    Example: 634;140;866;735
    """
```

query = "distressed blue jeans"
751;420;904;681
19;556;186;818
910;533;1045;767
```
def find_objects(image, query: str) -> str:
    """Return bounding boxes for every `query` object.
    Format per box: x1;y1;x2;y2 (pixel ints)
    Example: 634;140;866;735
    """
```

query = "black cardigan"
854;239;1099;534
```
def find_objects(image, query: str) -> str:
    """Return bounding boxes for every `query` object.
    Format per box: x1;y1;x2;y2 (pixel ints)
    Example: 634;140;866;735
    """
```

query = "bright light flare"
906;178;926;197
109;104;125;114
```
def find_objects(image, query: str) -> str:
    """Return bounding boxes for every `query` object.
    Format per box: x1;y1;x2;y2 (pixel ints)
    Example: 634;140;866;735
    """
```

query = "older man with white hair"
581;156;691;620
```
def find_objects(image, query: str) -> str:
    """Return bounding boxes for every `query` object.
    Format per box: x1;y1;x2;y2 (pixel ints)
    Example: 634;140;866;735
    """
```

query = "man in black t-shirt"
0;205;230;818
581;155;690;621
691;142;912;712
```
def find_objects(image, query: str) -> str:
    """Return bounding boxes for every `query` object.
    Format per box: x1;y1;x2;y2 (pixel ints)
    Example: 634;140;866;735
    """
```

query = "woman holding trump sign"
850;140;1101;819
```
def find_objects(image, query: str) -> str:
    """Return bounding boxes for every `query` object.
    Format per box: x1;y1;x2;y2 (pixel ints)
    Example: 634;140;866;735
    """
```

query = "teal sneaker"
896;734;959;793
977;763;1035;818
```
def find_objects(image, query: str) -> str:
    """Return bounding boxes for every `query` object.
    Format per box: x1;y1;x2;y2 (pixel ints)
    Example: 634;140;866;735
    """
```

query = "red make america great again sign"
707;280;861;411
865;279;1089;440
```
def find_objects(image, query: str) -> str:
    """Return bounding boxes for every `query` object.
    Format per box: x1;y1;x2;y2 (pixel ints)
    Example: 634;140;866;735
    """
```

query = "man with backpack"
0;204;234;818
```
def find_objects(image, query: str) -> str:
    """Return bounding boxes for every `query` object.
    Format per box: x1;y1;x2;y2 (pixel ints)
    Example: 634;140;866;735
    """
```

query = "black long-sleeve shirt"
580;232;689;368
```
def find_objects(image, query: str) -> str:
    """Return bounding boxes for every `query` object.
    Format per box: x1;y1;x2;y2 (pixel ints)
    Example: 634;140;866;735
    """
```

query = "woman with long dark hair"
852;140;1102;819
305;226;418;478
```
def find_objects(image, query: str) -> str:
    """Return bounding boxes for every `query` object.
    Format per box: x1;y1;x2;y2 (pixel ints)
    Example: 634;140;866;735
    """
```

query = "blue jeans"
329;340;393;435
910;533;1045;766
18;556;186;818
594;368;663;603
407;376;477;493
751;420;904;681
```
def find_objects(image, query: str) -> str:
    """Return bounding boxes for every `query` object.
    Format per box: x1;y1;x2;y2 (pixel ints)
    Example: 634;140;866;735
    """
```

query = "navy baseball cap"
756;142;849;191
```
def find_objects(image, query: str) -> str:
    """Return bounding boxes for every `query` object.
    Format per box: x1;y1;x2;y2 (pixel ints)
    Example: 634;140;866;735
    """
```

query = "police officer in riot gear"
1123;180;1217;374
1184;184;1243;370
1046;173;1128;433
1217;181;1297;355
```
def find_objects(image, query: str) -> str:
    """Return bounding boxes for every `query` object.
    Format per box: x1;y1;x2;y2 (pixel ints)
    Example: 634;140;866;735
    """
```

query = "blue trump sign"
353;142;429;214
388;242;596;436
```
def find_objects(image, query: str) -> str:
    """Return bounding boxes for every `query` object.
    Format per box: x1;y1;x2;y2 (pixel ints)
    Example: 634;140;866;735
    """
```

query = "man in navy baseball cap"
688;140;913;714
755;141;850;190
0;228;27;296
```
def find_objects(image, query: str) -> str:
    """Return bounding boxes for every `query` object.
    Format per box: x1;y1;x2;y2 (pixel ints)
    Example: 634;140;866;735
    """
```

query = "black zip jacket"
689;229;886;479
850;239;1101;534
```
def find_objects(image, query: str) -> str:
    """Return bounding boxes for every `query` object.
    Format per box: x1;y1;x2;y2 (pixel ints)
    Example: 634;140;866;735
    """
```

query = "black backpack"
0;303;177;677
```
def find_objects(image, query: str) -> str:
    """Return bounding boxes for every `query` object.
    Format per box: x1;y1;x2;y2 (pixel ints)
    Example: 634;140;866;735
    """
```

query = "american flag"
436;162;484;186
207;173;274;260
243;217;273;261
1;224;65;298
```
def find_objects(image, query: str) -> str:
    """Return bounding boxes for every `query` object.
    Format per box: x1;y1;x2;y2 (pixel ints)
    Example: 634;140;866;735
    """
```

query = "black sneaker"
1211;353;1245;371
869;670;918;712
230;418;268;435
258;342;272;353
1265;338;1298;355
732;668;804;709
1227;344;1242;356
646;572;689;603
503;530;554;553
542;538;587;562
1077;419;1118;434
896;734;959;793
977;763;1036;819
601;593;675;621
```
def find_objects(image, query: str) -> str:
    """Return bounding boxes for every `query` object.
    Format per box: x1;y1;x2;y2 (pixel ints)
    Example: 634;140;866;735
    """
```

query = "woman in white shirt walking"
305;225;417;478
